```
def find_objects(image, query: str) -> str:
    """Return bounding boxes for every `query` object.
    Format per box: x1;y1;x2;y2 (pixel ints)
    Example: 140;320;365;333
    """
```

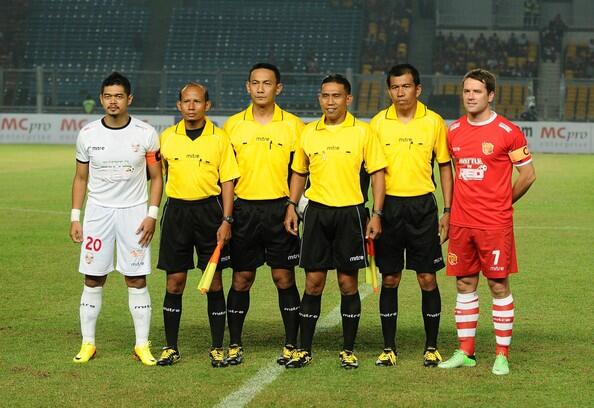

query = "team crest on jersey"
482;142;494;155
85;252;94;264
131;143;140;152
447;252;458;265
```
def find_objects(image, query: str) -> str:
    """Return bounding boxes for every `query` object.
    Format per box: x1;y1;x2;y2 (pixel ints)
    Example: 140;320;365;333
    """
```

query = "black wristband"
443;207;451;214
287;199;298;208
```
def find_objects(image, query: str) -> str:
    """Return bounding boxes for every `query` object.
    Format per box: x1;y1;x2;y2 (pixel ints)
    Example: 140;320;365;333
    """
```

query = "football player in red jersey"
439;69;536;375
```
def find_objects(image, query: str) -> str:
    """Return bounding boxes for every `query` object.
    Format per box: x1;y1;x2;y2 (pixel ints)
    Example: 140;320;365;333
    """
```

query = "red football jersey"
448;113;532;229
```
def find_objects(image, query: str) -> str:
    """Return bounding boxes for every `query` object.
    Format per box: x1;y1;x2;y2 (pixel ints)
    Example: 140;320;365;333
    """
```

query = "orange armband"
146;150;161;165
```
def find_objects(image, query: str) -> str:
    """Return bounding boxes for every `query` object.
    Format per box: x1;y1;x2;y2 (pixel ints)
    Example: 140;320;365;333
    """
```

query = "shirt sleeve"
508;126;532;166
291;128;309;174
433;116;451;164
147;127;160;152
75;130;89;163
363;126;387;174
290;117;306;152
218;131;241;183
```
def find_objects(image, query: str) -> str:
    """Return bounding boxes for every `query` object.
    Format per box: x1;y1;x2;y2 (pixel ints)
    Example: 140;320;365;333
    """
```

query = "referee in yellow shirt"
156;83;240;368
369;64;453;367
223;63;304;365
284;74;387;369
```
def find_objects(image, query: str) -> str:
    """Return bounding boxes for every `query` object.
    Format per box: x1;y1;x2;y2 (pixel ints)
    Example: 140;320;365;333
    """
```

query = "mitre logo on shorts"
221;255;230;263
349;255;364;262
447;252;458;265
85;252;94;264
287;253;299;261
482;142;494;155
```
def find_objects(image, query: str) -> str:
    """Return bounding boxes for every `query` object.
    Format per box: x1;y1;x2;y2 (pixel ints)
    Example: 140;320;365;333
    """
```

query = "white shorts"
79;202;151;276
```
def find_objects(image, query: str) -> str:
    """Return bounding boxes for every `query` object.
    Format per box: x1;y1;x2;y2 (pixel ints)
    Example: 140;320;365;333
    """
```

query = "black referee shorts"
230;197;300;271
299;201;368;272
375;193;445;274
157;196;231;272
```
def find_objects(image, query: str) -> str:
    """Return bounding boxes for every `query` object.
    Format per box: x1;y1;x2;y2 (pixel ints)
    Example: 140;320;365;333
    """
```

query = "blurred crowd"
433;31;537;78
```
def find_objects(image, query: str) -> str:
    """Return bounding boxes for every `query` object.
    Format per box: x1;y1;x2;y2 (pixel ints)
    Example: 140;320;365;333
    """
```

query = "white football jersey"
76;116;159;208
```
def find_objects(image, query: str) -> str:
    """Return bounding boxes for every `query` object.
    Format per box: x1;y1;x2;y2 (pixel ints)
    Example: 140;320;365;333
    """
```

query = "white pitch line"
0;207;69;215
214;285;373;408
515;225;592;231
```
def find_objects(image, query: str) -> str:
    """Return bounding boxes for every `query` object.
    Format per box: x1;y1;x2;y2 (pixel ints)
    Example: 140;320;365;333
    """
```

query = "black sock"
299;293;321;353
380;286;398;350
277;284;300;347
163;291;182;349
341;292;361;351
227;287;250;346
422;286;441;350
207;290;226;348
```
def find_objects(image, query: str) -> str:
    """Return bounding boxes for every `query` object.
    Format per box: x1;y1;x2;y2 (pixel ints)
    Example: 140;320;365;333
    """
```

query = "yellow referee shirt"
370;101;450;197
224;104;304;200
292;112;386;207
160;118;240;200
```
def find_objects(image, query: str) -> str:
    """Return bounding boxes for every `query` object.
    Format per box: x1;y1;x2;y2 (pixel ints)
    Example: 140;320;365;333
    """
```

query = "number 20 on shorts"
85;236;103;252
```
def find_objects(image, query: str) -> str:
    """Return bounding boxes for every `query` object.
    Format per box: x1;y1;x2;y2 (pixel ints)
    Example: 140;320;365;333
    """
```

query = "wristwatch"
443;207;451;214
222;215;234;224
372;209;383;218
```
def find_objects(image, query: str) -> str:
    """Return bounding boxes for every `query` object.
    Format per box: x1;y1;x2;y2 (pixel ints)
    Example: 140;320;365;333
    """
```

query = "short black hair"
321;74;351;94
178;82;210;102
248;63;281;83
386;63;420;87
101;72;131;95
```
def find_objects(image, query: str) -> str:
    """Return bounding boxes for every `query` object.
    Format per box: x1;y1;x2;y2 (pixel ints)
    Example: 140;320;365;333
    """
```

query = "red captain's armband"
146;150;161;165
508;146;531;164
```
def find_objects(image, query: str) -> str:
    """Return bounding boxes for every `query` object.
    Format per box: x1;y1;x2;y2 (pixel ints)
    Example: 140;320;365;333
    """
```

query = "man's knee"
232;270;256;291
381;272;402;288
337;271;358;295
417;272;437;291
166;272;187;294
84;275;107;288
272;268;295;290
125;275;147;289
456;275;479;293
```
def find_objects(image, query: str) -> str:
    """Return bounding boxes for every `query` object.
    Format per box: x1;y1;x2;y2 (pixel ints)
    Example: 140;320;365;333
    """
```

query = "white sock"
128;286;152;346
80;285;103;345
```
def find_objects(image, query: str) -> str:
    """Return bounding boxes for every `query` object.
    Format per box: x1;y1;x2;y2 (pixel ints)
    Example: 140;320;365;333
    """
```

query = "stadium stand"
162;0;363;112
18;0;149;106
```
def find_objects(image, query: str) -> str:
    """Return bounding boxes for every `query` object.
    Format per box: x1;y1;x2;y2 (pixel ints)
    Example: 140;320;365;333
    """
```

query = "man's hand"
284;205;299;236
136;217;157;247
217;221;232;246
439;213;450;245
366;214;382;240
70;221;83;243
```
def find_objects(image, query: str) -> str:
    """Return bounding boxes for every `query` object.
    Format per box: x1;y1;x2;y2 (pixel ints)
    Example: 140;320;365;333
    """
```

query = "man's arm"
70;161;89;243
366;169;385;239
136;162;164;247
438;161;453;244
284;172;307;236
216;180;235;246
512;162;536;203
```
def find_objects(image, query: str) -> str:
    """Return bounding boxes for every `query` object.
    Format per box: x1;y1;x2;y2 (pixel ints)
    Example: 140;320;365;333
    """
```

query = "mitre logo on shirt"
255;136;270;142
90;145;105;151
326;145;340;151
399;137;413;144
458;157;487;181
482;142;494;155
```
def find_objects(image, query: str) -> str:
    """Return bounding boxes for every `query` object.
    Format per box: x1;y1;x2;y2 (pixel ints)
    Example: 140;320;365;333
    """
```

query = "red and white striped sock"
492;294;514;358
455;291;479;356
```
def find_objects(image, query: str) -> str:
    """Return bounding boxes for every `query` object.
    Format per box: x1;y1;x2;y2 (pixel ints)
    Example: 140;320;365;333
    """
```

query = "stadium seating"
19;0;149;106
162;0;363;111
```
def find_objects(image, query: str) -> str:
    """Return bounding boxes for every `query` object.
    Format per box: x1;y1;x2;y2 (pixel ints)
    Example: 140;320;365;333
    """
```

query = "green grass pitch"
0;145;592;407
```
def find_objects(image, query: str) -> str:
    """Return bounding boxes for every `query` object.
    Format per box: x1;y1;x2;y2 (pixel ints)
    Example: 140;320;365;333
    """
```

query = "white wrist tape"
70;209;81;222
147;205;159;220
